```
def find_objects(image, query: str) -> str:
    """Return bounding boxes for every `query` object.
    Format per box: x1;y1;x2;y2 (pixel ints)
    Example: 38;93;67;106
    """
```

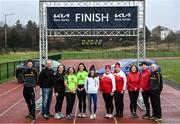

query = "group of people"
22;59;163;123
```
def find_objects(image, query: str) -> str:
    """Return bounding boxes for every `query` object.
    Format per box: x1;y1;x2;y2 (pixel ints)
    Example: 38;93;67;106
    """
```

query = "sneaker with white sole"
78;113;82;118
82;113;86;118
66;115;72;120
93;114;96;119
105;114;109;118
58;112;65;118
54;113;61;119
108;114;114;118
154;117;162;123
90;114;94;119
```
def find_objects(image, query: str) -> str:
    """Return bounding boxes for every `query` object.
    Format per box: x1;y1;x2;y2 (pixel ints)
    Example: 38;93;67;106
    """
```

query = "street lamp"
5;13;13;48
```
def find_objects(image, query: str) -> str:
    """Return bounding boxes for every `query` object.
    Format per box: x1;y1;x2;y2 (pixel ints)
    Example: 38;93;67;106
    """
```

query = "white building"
160;27;172;40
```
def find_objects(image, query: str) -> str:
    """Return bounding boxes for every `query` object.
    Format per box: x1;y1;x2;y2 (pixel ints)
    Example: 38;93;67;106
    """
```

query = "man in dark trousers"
140;62;151;119
149;64;163;123
39;60;54;120
23;59;39;120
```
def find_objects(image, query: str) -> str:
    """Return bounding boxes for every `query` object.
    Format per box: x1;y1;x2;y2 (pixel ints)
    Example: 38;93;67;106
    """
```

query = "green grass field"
0;51;180;84
157;59;180;84
0;52;39;63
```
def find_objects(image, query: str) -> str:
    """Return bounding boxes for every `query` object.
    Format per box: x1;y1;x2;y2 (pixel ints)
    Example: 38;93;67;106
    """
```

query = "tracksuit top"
149;71;163;91
140;69;151;91
114;70;127;92
100;73;116;93
65;74;77;93
127;71;141;91
76;71;88;85
84;76;99;94
39;67;54;88
54;73;65;93
23;68;38;87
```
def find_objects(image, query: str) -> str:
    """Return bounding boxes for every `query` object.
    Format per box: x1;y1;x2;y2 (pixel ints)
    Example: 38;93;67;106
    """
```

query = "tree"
145;26;151;41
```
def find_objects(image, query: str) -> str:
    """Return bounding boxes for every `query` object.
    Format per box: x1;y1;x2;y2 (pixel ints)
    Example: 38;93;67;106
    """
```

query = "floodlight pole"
4;13;13;48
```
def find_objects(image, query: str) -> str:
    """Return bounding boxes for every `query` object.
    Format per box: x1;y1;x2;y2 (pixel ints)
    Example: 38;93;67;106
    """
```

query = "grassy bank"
157;59;180;84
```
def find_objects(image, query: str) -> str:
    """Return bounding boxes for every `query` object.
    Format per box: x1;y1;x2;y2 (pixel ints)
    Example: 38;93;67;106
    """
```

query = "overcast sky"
0;0;180;31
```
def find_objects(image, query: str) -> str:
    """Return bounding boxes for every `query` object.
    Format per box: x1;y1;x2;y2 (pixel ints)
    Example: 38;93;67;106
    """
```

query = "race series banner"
47;7;137;29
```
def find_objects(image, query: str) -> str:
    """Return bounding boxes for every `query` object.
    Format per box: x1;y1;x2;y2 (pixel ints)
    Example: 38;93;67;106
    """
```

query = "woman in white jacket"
84;65;99;120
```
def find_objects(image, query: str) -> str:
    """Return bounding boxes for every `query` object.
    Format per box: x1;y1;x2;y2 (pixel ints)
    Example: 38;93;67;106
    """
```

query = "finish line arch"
39;0;146;70
38;0;146;110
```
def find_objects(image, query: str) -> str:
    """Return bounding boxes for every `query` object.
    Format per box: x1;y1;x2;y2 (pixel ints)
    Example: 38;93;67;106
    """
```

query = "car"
16;59;61;83
96;59;161;76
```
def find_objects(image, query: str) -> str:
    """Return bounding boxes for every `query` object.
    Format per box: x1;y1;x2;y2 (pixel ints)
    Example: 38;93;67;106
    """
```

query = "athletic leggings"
55;91;65;113
114;91;124;115
66;92;76;115
102;93;114;114
142;91;150;115
77;85;86;113
128;91;139;114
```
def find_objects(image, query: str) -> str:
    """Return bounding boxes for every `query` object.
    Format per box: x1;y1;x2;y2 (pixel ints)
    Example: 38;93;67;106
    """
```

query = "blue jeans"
42;88;53;115
88;94;97;114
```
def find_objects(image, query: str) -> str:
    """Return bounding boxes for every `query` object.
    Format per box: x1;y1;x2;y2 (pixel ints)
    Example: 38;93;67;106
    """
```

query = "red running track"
0;59;180;123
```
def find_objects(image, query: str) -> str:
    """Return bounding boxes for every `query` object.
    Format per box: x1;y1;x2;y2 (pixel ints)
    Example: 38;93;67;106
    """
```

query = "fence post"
0;64;1;80
13;61;16;76
7;62;9;78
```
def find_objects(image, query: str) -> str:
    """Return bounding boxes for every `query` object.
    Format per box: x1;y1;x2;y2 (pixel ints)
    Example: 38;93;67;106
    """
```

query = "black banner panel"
47;7;138;29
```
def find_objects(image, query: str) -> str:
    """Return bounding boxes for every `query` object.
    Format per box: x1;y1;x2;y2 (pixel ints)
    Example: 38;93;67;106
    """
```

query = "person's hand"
140;88;143;92
134;87;137;91
121;90;124;94
111;92;114;96
71;88;76;93
54;93;58;96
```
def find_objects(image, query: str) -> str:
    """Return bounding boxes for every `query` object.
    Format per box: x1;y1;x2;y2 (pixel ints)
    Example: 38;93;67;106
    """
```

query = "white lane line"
0;84;23;97
114;116;118;124
0;97;24;117
161;96;180;110
30;111;41;124
73;100;79;124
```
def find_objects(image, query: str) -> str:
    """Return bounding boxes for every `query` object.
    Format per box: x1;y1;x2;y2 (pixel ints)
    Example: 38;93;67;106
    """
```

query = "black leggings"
23;87;35;116
77;85;86;113
66;92;76;115
114;91;124;115
55;91;65;113
142;91;150;115
128;91;139;114
102;93;113;114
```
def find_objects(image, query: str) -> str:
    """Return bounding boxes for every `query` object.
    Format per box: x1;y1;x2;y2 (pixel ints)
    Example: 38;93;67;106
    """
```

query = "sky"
0;0;180;31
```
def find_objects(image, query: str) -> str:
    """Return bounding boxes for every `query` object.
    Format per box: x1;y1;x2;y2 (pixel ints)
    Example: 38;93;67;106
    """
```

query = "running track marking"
0;97;24;117
31;111;41;124
161;96;180;110
114;116;118;124
73;100;79;124
0;84;23;97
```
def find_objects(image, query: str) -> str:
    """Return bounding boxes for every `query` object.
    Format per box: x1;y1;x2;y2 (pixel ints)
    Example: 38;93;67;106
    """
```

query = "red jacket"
127;71;141;91
114;75;124;92
100;76;112;93
114;71;127;92
140;69;151;91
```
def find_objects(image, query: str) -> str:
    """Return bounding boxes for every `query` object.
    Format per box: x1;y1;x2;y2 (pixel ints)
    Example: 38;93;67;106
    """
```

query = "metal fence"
0;54;61;82
60;51;180;59
0;51;180;82
0;60;26;81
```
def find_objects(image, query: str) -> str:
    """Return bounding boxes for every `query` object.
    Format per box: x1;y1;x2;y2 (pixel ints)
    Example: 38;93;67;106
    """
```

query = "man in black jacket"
149;64;163;123
39;60;54;120
23;59;38;120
